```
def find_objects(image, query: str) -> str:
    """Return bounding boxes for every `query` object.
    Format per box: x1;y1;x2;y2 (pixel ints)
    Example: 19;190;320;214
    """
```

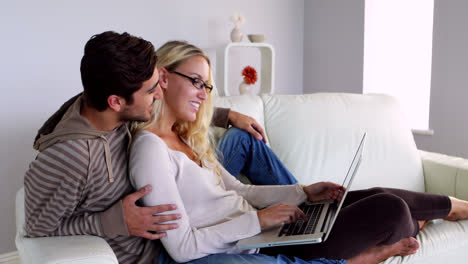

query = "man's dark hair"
80;31;157;111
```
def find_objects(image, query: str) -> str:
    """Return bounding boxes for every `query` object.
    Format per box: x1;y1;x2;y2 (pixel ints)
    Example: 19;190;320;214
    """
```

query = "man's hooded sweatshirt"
24;92;231;263
24;94;164;263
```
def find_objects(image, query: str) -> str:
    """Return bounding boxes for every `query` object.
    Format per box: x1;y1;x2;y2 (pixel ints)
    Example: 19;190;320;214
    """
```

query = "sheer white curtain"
363;0;434;132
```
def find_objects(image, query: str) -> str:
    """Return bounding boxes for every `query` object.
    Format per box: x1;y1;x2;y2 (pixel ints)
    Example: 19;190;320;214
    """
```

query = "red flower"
242;66;258;85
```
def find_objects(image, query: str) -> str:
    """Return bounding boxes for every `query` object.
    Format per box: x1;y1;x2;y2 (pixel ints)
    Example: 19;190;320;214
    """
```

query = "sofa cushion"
261;93;425;192
212;94;268;143
382;219;468;264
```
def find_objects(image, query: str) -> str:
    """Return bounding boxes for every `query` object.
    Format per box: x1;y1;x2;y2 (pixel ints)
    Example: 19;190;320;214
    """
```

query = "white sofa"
16;93;468;263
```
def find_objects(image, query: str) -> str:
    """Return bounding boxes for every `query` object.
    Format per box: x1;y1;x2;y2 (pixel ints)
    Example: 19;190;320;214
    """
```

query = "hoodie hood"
34;94;129;183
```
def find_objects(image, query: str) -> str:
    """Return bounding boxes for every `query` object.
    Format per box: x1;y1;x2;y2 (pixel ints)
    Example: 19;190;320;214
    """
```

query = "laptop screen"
322;133;366;241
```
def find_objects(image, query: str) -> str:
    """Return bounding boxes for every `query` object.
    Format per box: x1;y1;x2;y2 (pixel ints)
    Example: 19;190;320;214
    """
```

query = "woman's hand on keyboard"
303;182;346;202
257;203;307;229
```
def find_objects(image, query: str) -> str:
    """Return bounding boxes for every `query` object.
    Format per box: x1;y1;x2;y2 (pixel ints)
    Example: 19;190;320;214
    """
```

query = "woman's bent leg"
344;187;451;220
261;193;418;260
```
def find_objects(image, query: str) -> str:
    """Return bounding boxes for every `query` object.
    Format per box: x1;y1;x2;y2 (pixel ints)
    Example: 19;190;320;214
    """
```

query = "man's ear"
107;95;125;112
159;67;169;91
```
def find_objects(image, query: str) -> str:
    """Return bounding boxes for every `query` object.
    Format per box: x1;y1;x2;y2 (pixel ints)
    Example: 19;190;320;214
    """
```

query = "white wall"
413;0;468;158
0;0;304;254
303;0;468;159
303;0;365;93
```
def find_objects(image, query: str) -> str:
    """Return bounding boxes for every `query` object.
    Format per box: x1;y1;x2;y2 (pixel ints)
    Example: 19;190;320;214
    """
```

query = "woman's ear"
159;67;169;91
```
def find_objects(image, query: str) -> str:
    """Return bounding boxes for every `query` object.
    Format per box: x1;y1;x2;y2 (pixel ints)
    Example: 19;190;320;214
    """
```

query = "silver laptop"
237;133;366;249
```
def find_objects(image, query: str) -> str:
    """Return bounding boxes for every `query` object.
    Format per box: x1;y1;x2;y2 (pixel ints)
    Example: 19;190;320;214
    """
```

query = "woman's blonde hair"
131;40;221;176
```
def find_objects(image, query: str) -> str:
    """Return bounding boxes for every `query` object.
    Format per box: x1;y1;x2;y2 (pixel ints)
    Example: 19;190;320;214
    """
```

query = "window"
363;0;434;133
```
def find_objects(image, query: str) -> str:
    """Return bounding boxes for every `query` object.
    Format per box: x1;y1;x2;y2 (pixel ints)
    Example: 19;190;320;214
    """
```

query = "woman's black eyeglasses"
170;71;213;93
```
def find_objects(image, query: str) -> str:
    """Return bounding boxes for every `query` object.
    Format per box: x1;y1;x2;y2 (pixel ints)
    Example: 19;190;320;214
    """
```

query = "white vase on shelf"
239;80;253;95
230;26;243;42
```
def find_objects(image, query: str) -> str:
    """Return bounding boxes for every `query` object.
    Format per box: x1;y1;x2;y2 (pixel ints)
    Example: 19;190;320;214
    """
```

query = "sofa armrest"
16;234;118;264
420;150;468;200
15;187;118;264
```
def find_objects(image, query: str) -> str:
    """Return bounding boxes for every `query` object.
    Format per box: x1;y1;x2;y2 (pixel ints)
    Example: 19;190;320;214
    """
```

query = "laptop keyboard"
278;203;324;237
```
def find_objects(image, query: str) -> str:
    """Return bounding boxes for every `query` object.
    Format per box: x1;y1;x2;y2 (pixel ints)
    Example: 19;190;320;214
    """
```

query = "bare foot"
418;220;428;231
347;237;419;264
444;197;468;221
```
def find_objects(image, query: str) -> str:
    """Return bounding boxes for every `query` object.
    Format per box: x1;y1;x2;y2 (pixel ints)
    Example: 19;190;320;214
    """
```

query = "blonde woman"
129;41;467;264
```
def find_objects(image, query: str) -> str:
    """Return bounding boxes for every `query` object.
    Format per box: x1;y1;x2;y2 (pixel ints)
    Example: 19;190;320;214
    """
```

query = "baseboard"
0;251;19;263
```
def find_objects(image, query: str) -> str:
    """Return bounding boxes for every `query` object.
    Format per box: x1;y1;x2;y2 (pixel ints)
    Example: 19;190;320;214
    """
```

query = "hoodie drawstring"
99;135;115;183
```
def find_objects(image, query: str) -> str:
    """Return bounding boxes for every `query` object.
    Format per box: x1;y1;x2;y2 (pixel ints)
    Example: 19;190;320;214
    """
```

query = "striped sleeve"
24;140;105;237
211;107;230;128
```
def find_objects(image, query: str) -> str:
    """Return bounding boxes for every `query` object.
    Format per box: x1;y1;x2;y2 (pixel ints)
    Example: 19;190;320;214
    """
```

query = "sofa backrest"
212;94;269;143
262;93;424;191
214;93;425;192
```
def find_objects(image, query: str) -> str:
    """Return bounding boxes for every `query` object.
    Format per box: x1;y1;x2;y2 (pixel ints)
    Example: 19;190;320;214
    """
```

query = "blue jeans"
158;249;346;264
217;128;297;185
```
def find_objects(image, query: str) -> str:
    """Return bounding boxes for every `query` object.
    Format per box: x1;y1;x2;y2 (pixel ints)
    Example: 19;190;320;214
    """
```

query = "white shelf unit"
216;42;275;96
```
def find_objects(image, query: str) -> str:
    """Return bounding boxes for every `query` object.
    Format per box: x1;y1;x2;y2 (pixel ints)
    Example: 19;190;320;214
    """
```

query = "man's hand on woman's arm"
228;110;267;143
122;185;181;240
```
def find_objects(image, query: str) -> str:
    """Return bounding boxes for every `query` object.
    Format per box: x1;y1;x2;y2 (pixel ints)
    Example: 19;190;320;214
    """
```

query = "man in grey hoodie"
25;31;177;263
23;31;280;264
